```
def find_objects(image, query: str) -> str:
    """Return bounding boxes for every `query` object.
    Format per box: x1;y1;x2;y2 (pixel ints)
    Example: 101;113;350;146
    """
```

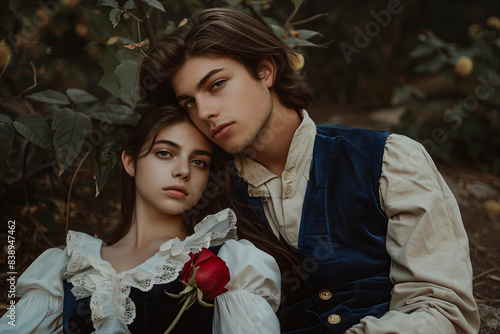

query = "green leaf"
90;104;140;126
123;0;136;11
392;84;426;105
98;46;121;97
289;0;302;8
13;114;53;151
414;57;444;74
44;104;61;114
143;0;166;12
0;115;14;174
26;89;70;105
97;0;119;8
284;37;323;48
94;127;126;196
269;24;285;40
295;29;322;40
82;7;131;39
109;8;123;28
0;114;13;123
116;47;142;62
52;108;92;175
114;59;141;108
409;44;434;59
66;88;99;104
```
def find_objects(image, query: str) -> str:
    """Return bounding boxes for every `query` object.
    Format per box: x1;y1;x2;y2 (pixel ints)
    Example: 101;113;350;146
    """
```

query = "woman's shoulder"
184;208;238;250
66;230;103;249
16;247;68;297
218;239;281;283
219;239;278;266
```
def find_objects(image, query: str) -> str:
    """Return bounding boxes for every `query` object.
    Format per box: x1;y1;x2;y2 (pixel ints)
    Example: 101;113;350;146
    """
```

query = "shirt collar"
235;109;317;189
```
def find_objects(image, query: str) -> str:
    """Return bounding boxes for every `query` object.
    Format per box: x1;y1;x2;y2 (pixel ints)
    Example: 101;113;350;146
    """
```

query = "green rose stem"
164;292;196;334
164;266;214;334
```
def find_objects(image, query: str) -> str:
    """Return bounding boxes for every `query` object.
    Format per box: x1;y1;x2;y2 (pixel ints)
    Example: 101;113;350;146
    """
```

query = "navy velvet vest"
62;245;222;334
248;125;393;334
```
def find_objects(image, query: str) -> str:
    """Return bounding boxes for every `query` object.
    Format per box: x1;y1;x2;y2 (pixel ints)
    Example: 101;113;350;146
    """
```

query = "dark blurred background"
1;0;500;322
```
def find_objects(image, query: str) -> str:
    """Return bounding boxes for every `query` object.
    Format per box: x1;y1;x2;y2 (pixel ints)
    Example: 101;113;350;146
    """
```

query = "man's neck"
244;105;302;176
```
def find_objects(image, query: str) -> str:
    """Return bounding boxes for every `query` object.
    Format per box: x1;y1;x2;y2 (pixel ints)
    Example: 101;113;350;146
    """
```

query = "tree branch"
133;0;155;45
289;13;328;27
240;0;273;32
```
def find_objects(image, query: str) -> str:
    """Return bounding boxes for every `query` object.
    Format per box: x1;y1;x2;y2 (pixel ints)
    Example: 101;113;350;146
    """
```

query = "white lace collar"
64;208;237;334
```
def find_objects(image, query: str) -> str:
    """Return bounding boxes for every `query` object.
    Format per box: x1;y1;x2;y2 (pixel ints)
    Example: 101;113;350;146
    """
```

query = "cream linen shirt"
234;110;479;334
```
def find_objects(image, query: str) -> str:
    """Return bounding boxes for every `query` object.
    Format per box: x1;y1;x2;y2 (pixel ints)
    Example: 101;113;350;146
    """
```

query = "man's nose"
196;97;219;121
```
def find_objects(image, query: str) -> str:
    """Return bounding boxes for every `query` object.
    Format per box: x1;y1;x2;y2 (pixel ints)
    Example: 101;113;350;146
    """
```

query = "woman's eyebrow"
153;139;212;157
192;149;212;158
152;139;179;148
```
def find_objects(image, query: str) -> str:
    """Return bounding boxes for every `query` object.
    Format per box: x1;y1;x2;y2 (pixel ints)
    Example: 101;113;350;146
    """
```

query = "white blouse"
0;209;281;333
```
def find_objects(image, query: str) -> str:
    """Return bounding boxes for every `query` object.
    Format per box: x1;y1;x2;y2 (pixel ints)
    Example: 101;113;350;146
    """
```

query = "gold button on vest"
284;171;292;180
327;314;341;325
284;185;292;195
318;289;332;300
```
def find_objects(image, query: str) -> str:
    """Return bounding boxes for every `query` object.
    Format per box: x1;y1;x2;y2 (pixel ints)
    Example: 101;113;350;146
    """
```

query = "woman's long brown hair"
112;105;299;277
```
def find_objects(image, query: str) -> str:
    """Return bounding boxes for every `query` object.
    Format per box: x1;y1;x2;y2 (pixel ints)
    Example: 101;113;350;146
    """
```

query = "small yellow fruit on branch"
454;56;473;78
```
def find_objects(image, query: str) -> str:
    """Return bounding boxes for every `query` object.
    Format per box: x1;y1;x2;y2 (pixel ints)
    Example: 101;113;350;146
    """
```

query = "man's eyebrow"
152;140;212;157
176;68;225;103
198;68;224;88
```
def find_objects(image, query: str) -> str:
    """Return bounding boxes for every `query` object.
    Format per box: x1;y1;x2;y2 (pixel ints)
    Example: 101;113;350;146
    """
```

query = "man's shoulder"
316;124;390;142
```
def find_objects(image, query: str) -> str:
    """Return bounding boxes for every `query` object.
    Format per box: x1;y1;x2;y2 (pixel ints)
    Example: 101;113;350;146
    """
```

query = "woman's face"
130;121;213;217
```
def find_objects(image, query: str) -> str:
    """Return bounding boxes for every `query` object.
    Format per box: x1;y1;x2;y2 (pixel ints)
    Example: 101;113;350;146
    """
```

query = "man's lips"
211;122;234;140
163;185;188;199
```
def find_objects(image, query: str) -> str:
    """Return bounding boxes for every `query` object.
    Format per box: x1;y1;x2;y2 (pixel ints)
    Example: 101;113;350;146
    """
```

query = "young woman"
0;105;294;333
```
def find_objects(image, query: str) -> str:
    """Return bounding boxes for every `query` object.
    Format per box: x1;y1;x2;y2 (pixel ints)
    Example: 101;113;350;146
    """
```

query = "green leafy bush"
0;0;324;234
392;17;500;173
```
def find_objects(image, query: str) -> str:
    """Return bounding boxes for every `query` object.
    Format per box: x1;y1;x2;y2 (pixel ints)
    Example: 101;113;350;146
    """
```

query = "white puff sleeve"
0;248;68;333
213;239;281;334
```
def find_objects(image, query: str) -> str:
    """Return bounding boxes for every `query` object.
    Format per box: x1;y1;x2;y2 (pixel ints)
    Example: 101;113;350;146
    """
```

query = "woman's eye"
184;98;195;110
211;80;226;91
157;151;172;159
191;159;207;168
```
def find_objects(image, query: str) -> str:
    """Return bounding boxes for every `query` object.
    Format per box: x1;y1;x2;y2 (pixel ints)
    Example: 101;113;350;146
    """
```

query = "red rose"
180;248;230;300
164;248;230;334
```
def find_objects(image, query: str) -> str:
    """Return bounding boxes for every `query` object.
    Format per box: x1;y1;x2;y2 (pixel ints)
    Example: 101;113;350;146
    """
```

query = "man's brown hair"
139;7;312;112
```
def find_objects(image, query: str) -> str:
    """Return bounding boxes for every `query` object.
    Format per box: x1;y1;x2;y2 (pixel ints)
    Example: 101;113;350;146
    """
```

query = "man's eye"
157;151;172;159
211;80;226;91
185;98;195;110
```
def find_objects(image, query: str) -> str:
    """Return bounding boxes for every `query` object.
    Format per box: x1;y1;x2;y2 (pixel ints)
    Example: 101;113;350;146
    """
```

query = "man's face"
171;56;275;154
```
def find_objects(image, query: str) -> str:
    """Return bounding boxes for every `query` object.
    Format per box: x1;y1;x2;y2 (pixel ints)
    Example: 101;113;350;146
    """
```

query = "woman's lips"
163;186;188;199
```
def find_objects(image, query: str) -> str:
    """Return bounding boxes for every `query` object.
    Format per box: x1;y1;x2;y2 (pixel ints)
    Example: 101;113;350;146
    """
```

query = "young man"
139;8;480;334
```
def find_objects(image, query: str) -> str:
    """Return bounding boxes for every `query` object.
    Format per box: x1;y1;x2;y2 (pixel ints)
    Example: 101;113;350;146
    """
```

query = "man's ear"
122;151;135;177
259;57;277;88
